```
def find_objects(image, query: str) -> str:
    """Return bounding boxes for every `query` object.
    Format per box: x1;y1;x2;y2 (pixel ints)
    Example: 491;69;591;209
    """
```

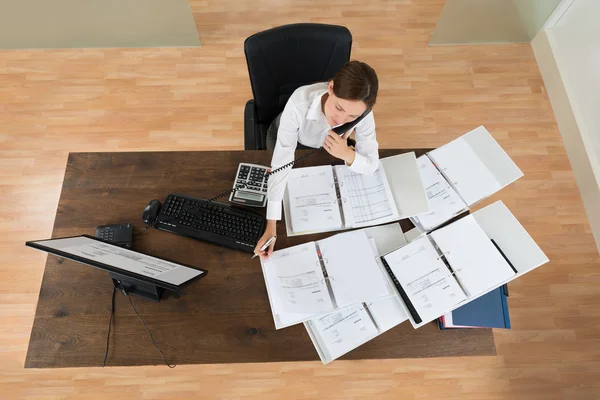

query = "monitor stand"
110;272;164;301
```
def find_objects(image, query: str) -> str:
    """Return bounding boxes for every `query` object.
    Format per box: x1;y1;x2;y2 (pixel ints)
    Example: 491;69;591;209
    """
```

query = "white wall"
513;0;563;39
0;0;200;49
532;0;600;251
430;0;561;44
551;0;600;169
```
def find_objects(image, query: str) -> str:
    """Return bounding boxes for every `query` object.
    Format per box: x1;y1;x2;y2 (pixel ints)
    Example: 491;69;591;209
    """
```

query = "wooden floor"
1;0;598;399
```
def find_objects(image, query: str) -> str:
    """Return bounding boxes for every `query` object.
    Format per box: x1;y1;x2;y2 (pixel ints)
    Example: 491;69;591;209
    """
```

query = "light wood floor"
1;1;599;399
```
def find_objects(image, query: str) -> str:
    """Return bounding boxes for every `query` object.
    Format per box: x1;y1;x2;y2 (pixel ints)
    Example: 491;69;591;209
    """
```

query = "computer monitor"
26;235;206;301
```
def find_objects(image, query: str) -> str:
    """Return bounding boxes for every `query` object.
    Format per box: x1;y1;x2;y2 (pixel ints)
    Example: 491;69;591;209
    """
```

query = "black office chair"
243;23;352;150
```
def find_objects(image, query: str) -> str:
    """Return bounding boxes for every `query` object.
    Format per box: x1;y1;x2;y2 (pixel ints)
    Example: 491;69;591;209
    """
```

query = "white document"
463;126;524;189
430;215;516;297
383;237;467;326
365;296;408;333
310;303;379;362
334;165;400;228
287;166;342;234
35;236;203;285
262;260;322;329
429;136;502;206
379;152;430;217
471;200;549;278
266;242;334;314
364;223;407;256
318;230;390;308
412;155;468;231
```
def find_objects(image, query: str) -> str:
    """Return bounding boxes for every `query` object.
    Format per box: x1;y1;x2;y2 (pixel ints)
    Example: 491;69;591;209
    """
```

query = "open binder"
302;223;411;364
260;224;407;329
383;200;548;328
410;126;523;233
283;152;430;236
301;201;548;364
304;296;408;364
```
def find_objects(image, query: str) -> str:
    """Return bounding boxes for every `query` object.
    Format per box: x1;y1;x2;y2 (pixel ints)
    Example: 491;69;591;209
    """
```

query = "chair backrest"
244;23;352;125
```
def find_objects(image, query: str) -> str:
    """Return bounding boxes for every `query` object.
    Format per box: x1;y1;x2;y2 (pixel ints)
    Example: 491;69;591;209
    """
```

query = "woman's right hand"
254;220;277;260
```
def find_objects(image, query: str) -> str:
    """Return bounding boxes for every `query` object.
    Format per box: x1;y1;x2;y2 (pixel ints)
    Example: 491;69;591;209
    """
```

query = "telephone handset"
331;108;371;136
221;109;372;206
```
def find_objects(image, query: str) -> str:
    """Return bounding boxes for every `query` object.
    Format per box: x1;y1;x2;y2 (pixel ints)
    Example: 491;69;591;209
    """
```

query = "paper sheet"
364;296;408;333
266;242;334;314
383;237;467;325
262;259;322;328
334;165;399;228
428;136;502;206
287;166;343;234
379;152;430;217
412;155;468;230
430;215;516;297
364;223;407;256
317;230;391;308
311;303;379;361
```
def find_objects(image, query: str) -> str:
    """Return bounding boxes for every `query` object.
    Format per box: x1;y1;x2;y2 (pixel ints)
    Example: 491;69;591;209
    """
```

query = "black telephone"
332;108;371;136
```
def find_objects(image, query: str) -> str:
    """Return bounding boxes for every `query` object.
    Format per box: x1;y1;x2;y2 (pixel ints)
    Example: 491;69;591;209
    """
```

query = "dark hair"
332;61;379;109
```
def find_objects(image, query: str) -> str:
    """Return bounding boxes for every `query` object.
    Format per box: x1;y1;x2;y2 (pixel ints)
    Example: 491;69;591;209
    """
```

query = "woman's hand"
254;220;277;260
323;130;356;166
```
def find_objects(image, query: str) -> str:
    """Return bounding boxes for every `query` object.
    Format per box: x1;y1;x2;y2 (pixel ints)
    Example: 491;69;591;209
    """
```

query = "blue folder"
439;285;510;329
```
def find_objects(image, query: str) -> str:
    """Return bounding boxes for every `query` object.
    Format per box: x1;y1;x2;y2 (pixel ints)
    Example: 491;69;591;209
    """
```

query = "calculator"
229;163;269;207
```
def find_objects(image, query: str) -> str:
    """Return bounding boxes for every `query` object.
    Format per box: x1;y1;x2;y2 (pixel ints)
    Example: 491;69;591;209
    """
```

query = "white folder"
384;201;548;328
411;126;523;233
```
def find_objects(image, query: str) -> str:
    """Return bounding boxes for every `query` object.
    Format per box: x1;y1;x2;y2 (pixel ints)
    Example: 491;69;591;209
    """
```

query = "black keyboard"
155;194;265;253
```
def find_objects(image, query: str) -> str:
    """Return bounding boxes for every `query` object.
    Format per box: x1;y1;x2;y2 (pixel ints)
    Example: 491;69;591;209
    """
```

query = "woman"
254;60;380;259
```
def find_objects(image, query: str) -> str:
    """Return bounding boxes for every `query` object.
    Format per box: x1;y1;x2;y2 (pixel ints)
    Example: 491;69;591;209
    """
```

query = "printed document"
335;165;399;228
428;137;501;206
287;166;342;233
430;215;516;297
412;155;468;230
267;242;334;314
383;237;467;324
311;303;378;361
317;230;390;307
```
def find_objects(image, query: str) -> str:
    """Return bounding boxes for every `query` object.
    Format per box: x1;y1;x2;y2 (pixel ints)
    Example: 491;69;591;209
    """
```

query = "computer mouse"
142;200;161;226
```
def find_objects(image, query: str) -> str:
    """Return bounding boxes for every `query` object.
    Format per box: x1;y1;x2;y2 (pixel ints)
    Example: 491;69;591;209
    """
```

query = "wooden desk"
25;150;495;368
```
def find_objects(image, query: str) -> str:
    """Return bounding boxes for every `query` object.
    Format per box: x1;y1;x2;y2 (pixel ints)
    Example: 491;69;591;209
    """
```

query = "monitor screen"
26;235;205;290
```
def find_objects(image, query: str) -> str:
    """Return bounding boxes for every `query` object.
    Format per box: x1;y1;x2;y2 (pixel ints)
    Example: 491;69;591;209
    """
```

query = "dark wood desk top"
25;149;495;368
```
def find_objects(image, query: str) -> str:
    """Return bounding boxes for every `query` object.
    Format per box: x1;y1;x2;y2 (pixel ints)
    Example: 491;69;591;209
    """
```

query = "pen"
251;236;277;259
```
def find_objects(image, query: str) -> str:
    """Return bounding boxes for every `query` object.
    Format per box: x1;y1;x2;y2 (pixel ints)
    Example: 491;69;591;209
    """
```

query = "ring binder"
380;256;423;324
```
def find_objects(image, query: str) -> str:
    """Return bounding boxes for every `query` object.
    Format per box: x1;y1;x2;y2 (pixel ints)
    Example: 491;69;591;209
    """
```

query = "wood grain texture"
1;0;599;398
25;150;496;368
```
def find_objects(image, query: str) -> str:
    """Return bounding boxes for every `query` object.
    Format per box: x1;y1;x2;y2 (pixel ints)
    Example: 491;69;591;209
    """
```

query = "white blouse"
267;82;380;220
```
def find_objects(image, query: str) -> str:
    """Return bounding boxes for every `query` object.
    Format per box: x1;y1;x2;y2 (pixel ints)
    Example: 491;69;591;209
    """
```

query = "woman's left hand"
323;130;356;165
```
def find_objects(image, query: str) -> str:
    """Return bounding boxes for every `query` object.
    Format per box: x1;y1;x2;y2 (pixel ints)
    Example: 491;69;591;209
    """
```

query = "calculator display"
236;191;264;201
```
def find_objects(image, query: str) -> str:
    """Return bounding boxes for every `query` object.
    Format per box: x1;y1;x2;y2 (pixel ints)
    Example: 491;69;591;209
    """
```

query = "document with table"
283;152;430;236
